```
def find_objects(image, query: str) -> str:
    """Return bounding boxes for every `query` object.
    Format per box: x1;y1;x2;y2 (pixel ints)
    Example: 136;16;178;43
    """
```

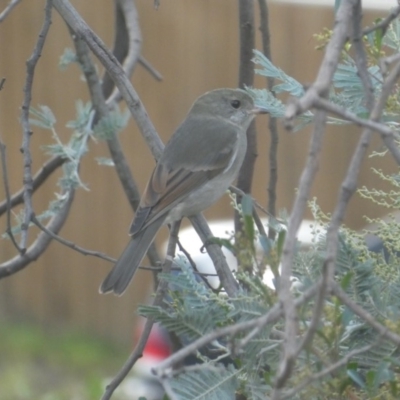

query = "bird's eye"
231;100;241;109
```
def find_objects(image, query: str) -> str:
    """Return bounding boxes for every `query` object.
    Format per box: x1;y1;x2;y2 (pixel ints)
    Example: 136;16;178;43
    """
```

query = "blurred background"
0;0;398;398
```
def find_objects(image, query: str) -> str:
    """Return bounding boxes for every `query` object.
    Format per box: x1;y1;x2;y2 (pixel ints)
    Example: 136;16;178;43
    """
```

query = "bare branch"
272;4;356;394
230;185;274;218
20;0;53;251
285;0;354;125
101;221;181;400
31;215;115;262
282;337;384;399
177;238;215;291
235;0;257;235
295;0;377;363
0;139;21;251
238;0;255;87
352;1;374;111
0;155;67;216
103;0;142;104
189;215;239;297
313;98;400;164
0;0;22;23
138;55;163;81
332;282;400;346
258;0;279;239
320;61;400;293
363;5;400;36
0;189;75;278
156;304;282;377
274;110;327;394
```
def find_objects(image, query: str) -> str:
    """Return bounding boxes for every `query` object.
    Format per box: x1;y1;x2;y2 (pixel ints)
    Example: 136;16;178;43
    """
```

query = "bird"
100;88;267;295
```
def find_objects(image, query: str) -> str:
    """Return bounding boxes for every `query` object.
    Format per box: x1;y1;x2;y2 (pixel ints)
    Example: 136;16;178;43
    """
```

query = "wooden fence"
0;0;393;345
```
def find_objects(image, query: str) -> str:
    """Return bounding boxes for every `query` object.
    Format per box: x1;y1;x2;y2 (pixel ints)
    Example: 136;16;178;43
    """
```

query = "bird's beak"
250;106;269;115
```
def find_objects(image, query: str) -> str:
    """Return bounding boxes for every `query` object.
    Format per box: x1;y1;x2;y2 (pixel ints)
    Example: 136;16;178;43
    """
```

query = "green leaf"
375;362;394;387
252;50;305;97
168;364;238;400
346;368;365;389
340;271;353;290
241;195;255;250
241;195;253;216
276;229;286;259
29;105;56;129
59;47;77;70
365;370;376;392
374;26;384;52
66;100;93;132
341;306;354;327
93;106;130;140
259;234;272;256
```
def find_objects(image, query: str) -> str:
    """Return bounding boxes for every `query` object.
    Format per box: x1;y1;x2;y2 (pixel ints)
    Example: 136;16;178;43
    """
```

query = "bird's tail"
100;217;165;295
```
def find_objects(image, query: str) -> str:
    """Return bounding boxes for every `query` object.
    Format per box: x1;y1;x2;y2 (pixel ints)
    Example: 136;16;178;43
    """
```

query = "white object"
164;219;321;289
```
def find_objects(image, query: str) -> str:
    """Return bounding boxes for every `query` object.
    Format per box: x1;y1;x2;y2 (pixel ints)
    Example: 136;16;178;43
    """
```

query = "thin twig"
313;98;400;165
285;0;354;125
381;51;400;77
230;185;274;218
273;4;355;395
281;337;384;399
0;77;5;90
161;363;230;379
362;5;400;36
156;305;282;378
374;61;400;165
139;265;219;278
101;221;181;400
320;63;400;283
0;139;21;251
274;110;327;395
177;238;215;291
190;215;239;297
352;1;375;112
138;55;163;81
258;0;279;240
235;0;257;236
0;155;67;216
252;207;268;238
0;0;22;23
332;282;400;346
0;189;75;278
31;215;115;262
20;0;53;251
314;1;377;338
104;0;142;105
295;0;377;362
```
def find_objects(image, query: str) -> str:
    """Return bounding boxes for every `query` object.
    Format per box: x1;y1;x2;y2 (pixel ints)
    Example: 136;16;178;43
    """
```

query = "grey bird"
100;88;267;295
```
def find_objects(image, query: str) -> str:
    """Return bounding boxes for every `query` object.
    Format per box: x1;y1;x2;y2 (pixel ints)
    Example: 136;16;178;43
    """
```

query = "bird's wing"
129;117;240;236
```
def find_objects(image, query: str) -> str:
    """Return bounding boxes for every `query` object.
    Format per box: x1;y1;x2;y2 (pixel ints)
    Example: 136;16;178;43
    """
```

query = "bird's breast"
165;132;247;223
